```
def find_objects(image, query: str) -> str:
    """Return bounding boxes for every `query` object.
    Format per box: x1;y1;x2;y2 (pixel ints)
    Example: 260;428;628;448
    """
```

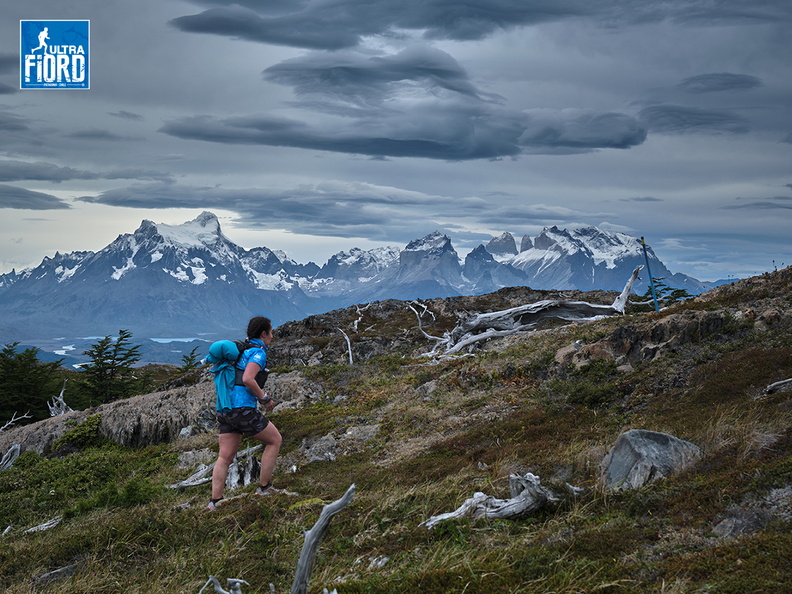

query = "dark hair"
247;316;272;339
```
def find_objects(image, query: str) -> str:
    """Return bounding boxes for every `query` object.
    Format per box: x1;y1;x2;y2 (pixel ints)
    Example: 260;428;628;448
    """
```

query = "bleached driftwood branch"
338;328;353;365
198;576;250;594
48;380;73;416
421;473;561;529
351;303;371;332
410;300;436;322
1;411;31;433
169;463;213;489
168;445;263;489
418;266;644;357
611;265;643;314
0;443;20;471
23;515;62;534
33;563;79;587
292;484;356;594
764;377;792;394
198;485;353;594
408;303;447;345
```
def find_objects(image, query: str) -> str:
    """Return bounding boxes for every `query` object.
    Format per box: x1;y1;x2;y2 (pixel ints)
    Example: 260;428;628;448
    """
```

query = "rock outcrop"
600;429;703;490
0;370;325;455
0;383;216;455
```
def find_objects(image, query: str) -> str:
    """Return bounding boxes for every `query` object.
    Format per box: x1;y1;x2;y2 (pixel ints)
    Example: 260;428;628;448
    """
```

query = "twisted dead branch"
412;266;643;357
421;473;562;529
292;484;356;594
0;443;20;472
1;411;31;433
168;445;263;489
48;380;73;416
764;377;792;394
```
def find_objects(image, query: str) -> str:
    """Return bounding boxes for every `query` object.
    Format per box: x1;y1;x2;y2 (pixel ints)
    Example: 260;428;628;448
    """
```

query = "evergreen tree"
78;330;143;404
179;346;202;372
0;343;64;423
633;277;693;311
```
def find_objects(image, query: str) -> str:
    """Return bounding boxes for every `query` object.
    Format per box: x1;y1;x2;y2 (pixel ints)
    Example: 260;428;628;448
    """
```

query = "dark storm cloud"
161;95;645;159
187;0;309;14
77;181;486;240
108;111;145;121
0;184;70;210
0;83;16;95
0;111;29;132
678;73;762;94
65;129;143;141
0;160;99;183
518;112;646;151
172;0;792;50
171;1;585;50
0;160;173;184
264;46;488;102
0;54;16;74
638;105;749;134
160;109;526;160
722;196;792;210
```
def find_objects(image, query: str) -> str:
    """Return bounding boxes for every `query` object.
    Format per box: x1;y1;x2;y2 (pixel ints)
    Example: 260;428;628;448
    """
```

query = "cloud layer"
0;0;789;281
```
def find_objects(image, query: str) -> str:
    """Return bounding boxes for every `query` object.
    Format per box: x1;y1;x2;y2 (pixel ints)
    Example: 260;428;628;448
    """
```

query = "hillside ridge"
0;267;790;592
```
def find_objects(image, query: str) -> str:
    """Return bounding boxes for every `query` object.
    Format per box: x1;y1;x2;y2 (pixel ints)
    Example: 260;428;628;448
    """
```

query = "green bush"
52;414;110;452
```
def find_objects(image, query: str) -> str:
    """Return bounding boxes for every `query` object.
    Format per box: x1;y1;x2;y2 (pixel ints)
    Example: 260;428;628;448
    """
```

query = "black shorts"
216;407;269;436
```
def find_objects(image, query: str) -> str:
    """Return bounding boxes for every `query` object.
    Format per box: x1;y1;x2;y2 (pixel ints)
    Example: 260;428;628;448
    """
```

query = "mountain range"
0;211;715;351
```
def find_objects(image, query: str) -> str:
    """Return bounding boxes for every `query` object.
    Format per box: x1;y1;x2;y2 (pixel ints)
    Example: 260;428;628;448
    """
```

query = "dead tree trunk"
48;380;73;416
291;484;356;594
337;328;353;365
0;444;20;472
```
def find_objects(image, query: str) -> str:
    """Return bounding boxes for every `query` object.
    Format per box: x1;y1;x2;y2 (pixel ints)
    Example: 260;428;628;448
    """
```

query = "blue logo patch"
20;20;90;90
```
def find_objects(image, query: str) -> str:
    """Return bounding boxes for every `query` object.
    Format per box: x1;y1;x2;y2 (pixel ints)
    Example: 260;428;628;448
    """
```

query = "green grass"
1;274;790;593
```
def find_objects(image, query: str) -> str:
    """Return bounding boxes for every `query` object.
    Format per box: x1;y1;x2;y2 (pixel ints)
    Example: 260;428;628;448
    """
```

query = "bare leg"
211;432;242;500
251;422;282;487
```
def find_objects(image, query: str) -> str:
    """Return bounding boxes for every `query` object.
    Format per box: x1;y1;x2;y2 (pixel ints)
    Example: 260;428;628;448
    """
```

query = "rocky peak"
403;231;453;255
486;232;518;256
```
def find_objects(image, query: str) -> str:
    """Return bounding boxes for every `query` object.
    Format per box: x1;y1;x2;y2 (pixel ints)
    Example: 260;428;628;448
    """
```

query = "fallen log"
417;266;644;356
421;473;561;529
168;445;263;489
764;377;792;395
23;515;62;534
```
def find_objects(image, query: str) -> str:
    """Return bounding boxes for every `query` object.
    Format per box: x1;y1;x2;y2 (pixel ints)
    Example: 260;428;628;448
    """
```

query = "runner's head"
247;316;272;340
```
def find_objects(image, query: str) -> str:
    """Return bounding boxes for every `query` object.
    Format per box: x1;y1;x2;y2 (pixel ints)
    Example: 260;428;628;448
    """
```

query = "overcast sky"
1;0;790;281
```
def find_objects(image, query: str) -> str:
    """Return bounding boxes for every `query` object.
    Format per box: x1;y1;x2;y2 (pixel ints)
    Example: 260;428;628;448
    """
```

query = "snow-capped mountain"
0;212;711;344
490;226;709;294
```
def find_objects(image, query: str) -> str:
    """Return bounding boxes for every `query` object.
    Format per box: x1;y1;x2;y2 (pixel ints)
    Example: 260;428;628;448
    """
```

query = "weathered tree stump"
421;473;560;529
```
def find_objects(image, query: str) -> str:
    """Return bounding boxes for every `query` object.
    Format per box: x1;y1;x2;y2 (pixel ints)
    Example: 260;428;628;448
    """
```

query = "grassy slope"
0;270;790;593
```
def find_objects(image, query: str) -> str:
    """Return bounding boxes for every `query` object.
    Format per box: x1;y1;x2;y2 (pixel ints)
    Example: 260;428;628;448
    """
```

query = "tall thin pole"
641;237;660;312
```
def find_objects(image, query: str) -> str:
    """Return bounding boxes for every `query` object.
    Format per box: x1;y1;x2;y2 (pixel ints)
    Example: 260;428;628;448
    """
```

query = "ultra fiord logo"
20;20;90;90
